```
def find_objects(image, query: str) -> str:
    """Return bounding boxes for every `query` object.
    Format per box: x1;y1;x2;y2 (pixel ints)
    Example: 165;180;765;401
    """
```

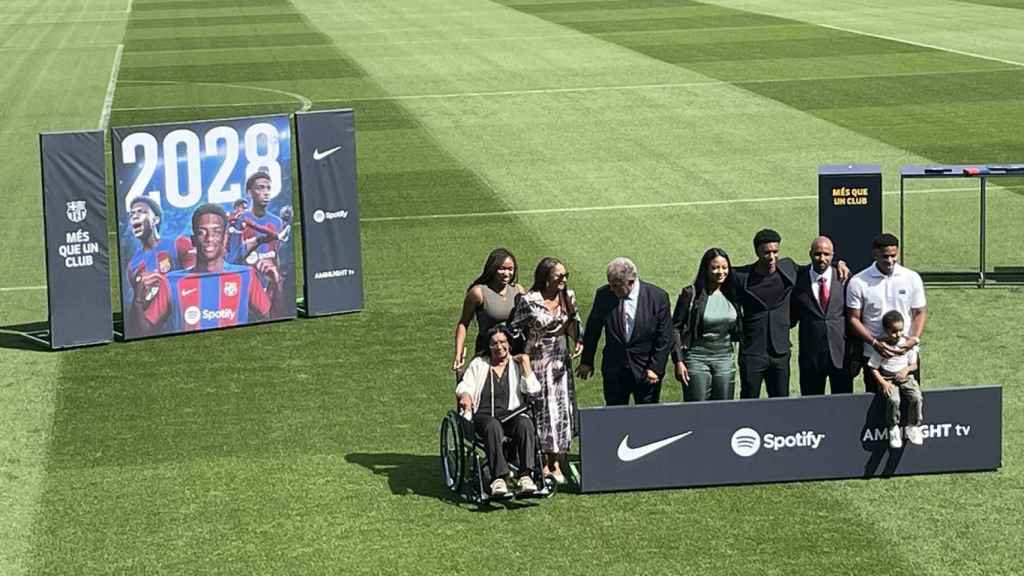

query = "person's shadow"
861;394;905;477
345;452;541;511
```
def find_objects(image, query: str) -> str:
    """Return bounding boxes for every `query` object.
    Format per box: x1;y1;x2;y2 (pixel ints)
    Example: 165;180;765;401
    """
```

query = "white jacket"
455;356;541;414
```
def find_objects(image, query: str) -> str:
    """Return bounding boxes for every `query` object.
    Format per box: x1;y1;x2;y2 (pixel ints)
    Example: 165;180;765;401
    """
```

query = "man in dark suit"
576;257;673;405
730;229;798;398
790;236;852;395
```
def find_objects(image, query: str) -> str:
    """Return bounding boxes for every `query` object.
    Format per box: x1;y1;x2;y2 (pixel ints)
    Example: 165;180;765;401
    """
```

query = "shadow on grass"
0;320;52;351
345;452;544;511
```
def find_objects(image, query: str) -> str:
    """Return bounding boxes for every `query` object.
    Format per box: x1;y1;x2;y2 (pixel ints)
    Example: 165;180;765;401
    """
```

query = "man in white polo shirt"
846;233;928;392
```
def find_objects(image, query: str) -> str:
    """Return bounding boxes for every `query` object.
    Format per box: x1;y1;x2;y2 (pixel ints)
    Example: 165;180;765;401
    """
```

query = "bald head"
809;236;834;273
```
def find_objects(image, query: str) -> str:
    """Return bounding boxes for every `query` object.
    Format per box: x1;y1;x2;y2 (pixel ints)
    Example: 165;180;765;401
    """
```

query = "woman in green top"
452;248;525;372
671;248;743;401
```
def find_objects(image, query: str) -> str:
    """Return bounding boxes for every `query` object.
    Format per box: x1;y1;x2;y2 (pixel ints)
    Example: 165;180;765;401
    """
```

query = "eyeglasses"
552;272;569;281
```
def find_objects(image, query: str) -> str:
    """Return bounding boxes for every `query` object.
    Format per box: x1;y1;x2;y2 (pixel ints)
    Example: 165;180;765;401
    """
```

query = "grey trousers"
880;374;923;428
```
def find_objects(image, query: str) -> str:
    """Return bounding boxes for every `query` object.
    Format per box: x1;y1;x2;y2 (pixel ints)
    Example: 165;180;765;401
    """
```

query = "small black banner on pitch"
295;109;364;316
40;131;112;349
819;164;882;274
579;387;1001;493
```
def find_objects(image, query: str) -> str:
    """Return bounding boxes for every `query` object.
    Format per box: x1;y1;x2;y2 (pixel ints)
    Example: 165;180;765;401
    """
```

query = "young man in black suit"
790;236;853;395
731;229;798;398
576;257;673;405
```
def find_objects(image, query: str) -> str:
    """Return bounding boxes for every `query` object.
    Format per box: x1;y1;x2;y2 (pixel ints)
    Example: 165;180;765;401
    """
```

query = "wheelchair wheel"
541;474;558;497
439;411;464;493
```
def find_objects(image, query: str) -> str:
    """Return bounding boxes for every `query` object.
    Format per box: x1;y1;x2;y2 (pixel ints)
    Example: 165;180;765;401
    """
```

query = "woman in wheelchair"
455;326;542;497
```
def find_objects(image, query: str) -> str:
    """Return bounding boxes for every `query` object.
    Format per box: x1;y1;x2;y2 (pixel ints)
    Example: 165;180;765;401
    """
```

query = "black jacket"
580;281;673;381
790;265;847;370
731;258;798;356
670;284;743;364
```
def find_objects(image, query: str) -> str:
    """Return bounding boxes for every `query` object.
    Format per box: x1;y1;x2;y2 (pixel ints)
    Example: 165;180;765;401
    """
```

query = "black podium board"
818;164;882;274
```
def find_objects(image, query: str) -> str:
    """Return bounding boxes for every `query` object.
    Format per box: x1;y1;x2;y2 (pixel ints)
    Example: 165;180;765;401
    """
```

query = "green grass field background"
2;0;1022;574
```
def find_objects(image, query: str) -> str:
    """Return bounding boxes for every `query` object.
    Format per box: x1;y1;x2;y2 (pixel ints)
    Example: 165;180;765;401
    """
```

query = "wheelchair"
439;400;557;504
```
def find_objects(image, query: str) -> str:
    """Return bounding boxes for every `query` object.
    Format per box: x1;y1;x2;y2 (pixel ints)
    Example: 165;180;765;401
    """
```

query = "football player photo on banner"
112;115;296;340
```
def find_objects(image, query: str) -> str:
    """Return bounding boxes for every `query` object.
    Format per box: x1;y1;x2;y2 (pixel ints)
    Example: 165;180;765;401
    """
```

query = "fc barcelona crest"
224;281;239;297
66;200;87;223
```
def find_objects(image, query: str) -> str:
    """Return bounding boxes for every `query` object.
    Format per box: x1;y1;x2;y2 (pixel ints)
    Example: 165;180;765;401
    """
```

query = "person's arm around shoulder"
453;285;485;371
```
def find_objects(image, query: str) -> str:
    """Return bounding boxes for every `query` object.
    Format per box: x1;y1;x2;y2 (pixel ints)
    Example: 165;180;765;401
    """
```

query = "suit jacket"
790;265;846;370
581;281;673;382
731;258;798;356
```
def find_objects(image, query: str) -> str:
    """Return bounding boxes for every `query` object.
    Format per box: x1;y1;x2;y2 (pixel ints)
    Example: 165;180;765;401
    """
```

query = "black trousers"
739;352;790;398
603;366;661;406
798;347;852;395
472;413;536;479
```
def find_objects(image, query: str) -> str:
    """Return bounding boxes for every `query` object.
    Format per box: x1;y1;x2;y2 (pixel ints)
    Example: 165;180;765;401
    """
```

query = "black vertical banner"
818;164;882;274
40;131;112;349
295;109;364;316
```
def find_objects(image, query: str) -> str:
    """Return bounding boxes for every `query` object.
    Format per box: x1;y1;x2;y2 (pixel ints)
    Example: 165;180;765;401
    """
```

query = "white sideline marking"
98;44;124;130
127;0;133;14
360;184;1014;223
2;184;1012;293
119;79;313;111
110;66;1021;112
817;23;1024;69
0;285;47;292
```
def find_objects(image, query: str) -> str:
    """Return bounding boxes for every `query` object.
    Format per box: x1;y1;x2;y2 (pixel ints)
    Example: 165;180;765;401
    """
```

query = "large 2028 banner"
113;115;297;340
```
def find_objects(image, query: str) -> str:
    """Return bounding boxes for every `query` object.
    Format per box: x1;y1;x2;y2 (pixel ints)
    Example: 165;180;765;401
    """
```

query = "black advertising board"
40;131;112;349
580;387;1001;493
819;164;882;274
294;109;364;316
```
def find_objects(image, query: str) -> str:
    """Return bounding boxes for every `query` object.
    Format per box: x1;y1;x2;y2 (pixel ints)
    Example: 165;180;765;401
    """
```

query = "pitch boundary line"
118;79;313;112
360;184;1013;222
2;185;1014;292
98;44;124;130
817;23;1024;69
110;65;1021;112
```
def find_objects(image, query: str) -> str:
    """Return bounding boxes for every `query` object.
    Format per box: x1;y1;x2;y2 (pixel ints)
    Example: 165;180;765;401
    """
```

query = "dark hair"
486;324;512;344
232;199;248;209
882;310;905;330
191;203;229;230
130;196;163;227
530;257;576;317
872;233;899;250
694;248;734;297
468;248;518;291
246;171;272;192
753;228;782;249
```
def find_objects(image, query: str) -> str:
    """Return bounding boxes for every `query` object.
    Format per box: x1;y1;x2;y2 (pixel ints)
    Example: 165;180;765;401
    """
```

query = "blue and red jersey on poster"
145;264;273;332
125;238;180;303
228;210;282;267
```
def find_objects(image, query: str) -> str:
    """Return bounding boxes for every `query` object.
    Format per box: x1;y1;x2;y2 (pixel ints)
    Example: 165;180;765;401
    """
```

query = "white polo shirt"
846;263;926;356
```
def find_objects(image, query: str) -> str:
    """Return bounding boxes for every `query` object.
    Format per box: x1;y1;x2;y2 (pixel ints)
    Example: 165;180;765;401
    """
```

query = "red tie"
819;276;829;312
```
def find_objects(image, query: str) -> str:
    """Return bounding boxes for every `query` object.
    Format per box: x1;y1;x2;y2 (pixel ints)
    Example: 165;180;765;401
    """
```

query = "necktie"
619;299;628;339
819;276;829;312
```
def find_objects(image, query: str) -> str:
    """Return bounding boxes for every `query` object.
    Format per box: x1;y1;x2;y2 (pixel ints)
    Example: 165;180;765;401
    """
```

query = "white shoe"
908;425;924;445
490;478;508;497
889;426;903;449
517;475;537;495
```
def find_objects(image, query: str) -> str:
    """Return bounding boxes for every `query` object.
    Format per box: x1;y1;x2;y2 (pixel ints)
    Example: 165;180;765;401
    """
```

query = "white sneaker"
889;426;903;449
517;475;537;496
908;425;924;446
490;477;508;497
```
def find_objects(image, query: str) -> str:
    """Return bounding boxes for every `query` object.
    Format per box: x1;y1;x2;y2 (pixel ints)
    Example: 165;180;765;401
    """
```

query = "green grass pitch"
2;0;1023;574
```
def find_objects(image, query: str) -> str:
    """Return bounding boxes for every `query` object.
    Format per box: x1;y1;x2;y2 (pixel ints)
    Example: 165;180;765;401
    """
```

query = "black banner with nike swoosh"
294;109;364;316
579;387;1001;492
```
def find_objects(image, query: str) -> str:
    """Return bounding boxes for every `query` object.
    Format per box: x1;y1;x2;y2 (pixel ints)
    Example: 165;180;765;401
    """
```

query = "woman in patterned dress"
510;257;583;484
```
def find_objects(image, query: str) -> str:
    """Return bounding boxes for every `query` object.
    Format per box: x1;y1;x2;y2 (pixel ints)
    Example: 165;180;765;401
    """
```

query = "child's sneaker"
889;425;903;449
907;425;924;445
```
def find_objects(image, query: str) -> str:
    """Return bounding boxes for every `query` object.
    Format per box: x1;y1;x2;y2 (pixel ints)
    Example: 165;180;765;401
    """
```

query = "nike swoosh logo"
617;431;693;462
181;288;197;296
312;145;341;161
